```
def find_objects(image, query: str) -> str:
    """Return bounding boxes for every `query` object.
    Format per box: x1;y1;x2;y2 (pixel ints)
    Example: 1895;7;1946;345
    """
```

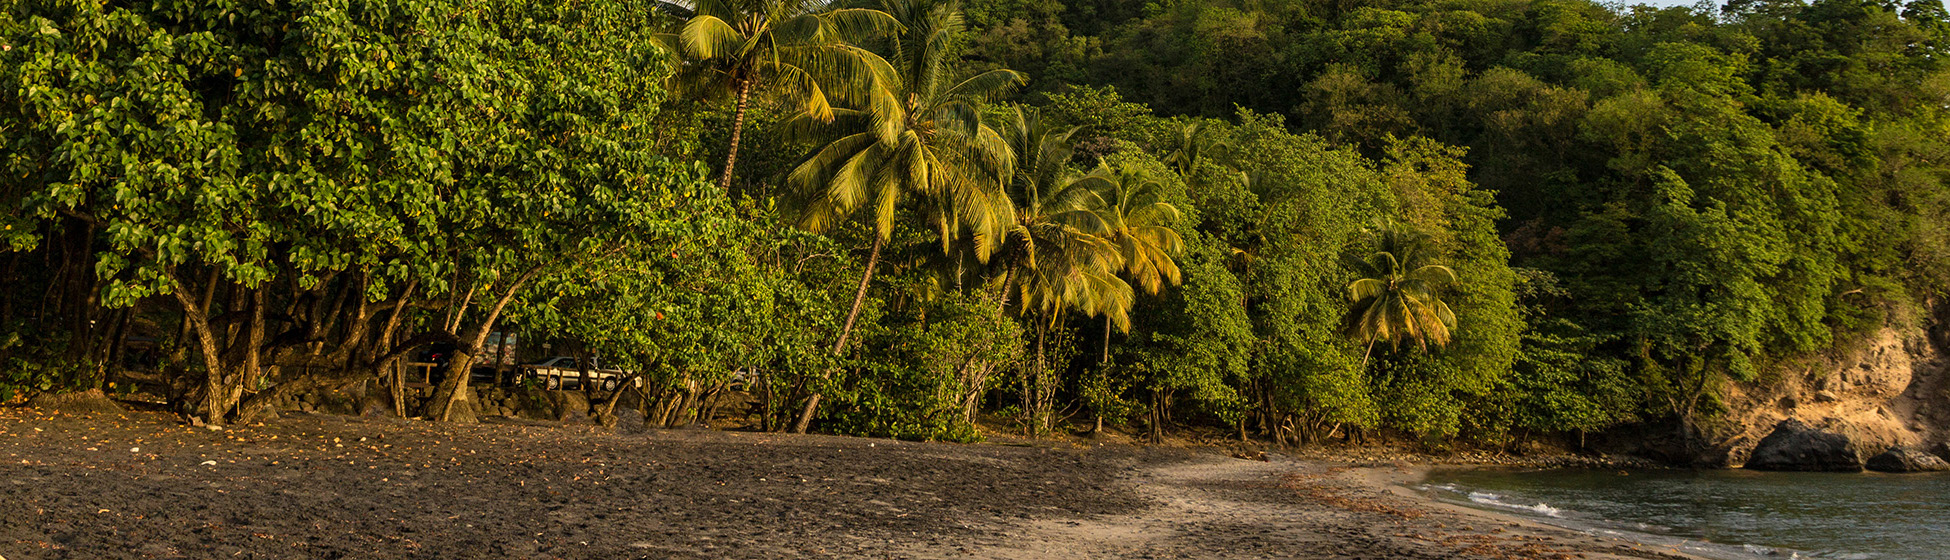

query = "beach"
0;406;1703;559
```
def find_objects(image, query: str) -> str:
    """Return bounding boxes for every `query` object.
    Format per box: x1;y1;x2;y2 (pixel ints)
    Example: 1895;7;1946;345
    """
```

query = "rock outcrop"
1710;315;1950;470
1744;419;1864;472
1865;445;1950;472
1929;442;1950;463
552;390;592;423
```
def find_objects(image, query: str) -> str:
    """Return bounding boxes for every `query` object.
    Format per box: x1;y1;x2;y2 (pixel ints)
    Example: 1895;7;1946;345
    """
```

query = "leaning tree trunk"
721;77;753;191
168;271;241;425
429;267;543;422
793;235;886;434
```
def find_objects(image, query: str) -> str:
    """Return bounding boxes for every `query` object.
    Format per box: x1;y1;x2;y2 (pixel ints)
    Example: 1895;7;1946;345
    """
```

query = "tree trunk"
1102;315;1111;364
993;266;1017;312
101;307;135;390
238;287;265;408
168;271;233;424
575;346;592;394
1358;338;1376;375
793;234;885;434
492;332;511;386
382;282;418;418
1149;389;1164;444
430;268;543;422
233;283;412;423
721;77;753;191
1034;315;1047;436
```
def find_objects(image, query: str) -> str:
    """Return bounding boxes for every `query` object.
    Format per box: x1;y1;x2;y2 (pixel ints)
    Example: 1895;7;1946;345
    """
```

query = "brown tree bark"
793;235;886;434
430;267;543;422
721;77;753;191
168;270;235;424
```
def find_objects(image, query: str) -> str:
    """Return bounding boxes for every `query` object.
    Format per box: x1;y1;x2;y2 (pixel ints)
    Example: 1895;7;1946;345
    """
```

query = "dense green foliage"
5;0;1948;453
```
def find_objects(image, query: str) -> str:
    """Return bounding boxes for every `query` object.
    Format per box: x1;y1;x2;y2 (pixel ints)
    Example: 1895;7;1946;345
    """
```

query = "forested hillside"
4;0;1947;455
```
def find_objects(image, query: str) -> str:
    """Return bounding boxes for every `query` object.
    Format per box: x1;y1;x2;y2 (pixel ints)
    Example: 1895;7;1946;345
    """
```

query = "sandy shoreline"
3;405;1709;559
1348;464;1718;560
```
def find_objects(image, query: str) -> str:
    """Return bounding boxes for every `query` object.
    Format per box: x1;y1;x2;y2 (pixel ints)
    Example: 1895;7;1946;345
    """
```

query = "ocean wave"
1465;491;1565;518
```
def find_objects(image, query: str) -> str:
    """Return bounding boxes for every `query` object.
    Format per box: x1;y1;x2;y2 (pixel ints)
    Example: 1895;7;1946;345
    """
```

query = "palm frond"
677;16;749;60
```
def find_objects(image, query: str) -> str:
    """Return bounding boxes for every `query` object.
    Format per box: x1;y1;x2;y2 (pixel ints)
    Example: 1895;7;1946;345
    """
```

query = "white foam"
1466;491;1565;518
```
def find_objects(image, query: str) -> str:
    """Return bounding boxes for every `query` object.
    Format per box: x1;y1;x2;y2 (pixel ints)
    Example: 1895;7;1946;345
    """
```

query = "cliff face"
1713;309;1950;466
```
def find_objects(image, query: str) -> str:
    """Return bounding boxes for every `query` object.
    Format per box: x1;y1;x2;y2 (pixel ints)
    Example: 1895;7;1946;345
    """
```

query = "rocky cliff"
1712;306;1950;467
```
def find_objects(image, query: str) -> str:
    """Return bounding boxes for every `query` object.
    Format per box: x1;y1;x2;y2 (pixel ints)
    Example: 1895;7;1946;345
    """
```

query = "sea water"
1419;468;1950;559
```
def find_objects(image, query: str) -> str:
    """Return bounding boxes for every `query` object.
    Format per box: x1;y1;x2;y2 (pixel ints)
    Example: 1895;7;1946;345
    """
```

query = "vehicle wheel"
601;378;619;392
546;375;561;390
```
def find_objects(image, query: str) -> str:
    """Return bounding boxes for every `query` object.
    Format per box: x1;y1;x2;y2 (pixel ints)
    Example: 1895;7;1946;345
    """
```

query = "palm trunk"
1092;316;1112;433
793;235;886;433
1358;338;1376;375
995;267;1017;311
1031;315;1046;436
721;78;753;191
1102;316;1111;364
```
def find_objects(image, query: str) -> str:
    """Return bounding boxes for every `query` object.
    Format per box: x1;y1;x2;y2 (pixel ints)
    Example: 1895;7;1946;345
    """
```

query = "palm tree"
785;0;1022;432
658;0;901;189
1162;120;1227;178
990;107;1129;329
989;106;1074;300
987;106;1140;436
1088;167;1184;296
1343;227;1459;373
1075;165;1183;364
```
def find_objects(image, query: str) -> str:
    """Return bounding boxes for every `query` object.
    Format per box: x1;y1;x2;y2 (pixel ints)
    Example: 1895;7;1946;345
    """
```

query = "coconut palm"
1086;167;1184;296
657;0;901;189
1162;120;1228;178
786;0;1022;432
985;106;1136;435
990;107;1129;329
1343;227;1459;373
1073;165;1183;364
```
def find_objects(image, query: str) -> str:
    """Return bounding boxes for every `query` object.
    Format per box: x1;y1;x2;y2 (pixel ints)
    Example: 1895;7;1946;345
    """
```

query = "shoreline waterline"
1344;463;1718;560
1412;466;1950;560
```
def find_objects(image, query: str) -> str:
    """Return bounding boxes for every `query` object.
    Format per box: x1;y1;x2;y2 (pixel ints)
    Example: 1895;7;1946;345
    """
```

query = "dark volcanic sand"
0;406;1699;560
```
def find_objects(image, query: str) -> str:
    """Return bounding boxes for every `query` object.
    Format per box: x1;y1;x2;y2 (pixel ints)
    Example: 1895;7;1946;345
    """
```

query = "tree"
786;0;1022;432
658;0;901;189
1162;120;1227;178
1090;166;1184;297
1077;164;1184;369
1343;227;1459;373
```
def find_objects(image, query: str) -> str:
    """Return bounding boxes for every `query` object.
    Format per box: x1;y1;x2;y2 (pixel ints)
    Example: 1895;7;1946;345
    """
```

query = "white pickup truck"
519;357;638;391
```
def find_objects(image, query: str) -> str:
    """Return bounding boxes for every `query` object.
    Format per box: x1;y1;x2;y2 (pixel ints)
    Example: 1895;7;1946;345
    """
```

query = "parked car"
418;342;503;385
519;356;638;391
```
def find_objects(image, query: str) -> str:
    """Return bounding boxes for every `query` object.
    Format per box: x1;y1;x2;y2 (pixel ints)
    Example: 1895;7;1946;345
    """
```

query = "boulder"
359;394;397;418
315;392;359;416
1865;446;1950;473
1928;442;1950;463
237;404;281;423
1744;419;1864;472
598;407;646;434
27;389;125;416
443;397;479;424
550;390;591;424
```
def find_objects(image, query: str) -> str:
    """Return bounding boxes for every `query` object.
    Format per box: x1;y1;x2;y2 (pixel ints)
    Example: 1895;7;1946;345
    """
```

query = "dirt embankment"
1714;308;1950;465
1;406;1699;560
